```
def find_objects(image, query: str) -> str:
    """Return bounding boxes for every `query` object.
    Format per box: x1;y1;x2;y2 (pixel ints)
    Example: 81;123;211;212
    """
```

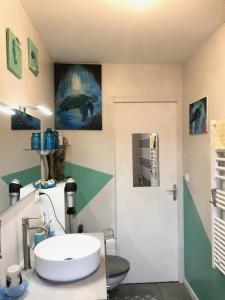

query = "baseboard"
184;279;199;300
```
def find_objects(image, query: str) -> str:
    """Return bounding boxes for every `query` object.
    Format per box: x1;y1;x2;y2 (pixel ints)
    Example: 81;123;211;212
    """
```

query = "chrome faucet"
0;220;2;259
22;217;48;270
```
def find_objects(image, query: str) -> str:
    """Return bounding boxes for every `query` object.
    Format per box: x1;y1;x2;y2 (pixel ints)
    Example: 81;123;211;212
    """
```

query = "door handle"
166;184;177;201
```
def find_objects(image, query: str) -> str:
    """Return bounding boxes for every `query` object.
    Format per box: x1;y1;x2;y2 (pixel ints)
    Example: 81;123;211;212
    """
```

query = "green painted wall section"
1;165;41;186
184;180;225;300
64;162;113;215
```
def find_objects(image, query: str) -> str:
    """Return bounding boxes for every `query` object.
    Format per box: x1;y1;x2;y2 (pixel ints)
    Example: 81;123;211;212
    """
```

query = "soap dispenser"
34;217;46;246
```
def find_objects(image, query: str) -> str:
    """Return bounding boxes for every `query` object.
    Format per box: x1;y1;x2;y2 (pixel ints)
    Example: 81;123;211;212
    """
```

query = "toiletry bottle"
44;128;54;150
48;223;55;238
34;230;45;246
34;217;46;246
44;216;55;237
31;132;41;150
58;131;63;148
54;131;59;149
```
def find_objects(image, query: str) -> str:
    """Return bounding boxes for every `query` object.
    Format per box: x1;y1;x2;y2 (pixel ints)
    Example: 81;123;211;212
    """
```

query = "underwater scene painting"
54;64;102;130
11;109;41;130
189;97;208;134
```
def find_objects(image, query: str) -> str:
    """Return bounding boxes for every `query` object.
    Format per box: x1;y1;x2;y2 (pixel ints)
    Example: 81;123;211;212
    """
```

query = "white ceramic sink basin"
34;234;101;282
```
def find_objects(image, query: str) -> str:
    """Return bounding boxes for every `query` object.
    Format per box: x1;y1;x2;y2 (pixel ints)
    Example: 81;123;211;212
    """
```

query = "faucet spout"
22;218;48;270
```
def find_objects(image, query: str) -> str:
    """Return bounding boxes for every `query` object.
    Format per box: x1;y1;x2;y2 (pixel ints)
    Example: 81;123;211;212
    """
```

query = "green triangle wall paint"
64;162;113;215
184;180;225;300
1;165;41;187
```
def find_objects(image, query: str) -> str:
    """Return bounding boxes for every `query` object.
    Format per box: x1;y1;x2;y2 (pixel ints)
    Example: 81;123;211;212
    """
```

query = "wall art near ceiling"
11;109;41;130
54;64;102;130
189;97;208;134
28;38;39;76
6;28;22;79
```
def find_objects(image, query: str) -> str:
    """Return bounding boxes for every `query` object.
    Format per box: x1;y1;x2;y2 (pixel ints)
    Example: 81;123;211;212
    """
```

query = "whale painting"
54;64;102;130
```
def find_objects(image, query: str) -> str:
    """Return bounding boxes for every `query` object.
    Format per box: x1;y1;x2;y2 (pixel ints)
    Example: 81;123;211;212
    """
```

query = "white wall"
0;0;53;127
183;22;225;239
0;0;54;212
0;0;184;282
0;191;40;285
0;0;54;285
65;64;183;236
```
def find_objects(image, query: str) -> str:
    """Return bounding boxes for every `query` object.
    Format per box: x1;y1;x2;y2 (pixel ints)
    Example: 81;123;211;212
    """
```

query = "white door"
115;102;178;283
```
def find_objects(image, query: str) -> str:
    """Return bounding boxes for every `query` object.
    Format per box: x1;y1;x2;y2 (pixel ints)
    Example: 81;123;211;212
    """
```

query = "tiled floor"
109;282;192;300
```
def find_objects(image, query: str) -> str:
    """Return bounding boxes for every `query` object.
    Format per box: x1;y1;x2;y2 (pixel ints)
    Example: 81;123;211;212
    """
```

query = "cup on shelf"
5;264;23;297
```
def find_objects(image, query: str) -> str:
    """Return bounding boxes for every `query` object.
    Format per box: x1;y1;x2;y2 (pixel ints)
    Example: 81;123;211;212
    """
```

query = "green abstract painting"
28;38;39;76
6;28;22;79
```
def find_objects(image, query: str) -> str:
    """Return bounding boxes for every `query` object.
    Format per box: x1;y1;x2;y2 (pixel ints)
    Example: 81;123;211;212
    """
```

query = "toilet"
106;255;130;290
103;228;130;290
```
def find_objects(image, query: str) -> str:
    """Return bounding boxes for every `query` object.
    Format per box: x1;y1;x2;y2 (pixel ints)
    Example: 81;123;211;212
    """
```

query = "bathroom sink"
34;234;101;282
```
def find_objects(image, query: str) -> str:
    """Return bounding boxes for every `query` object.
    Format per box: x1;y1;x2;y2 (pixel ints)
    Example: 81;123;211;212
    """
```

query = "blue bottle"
44;128;55;150
34;231;46;246
31;132;41;150
54;131;59;149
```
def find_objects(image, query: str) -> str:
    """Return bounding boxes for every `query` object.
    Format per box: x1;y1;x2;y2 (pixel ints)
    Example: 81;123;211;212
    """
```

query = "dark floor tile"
158;282;192;300
109;283;164;300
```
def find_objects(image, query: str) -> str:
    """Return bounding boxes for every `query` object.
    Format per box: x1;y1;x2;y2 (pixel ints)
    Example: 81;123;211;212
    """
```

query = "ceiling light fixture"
132;0;149;7
116;0;152;8
36;105;53;116
18;104;53;116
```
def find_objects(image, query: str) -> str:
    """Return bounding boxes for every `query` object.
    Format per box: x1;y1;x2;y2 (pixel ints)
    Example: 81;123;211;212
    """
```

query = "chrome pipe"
22;218;48;270
22;218;30;269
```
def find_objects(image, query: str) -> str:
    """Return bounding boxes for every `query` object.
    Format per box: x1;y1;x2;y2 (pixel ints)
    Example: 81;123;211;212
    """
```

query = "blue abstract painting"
189;97;208;134
54;64;102;130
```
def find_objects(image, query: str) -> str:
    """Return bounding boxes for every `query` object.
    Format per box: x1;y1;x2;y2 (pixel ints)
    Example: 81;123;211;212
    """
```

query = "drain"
64;257;73;260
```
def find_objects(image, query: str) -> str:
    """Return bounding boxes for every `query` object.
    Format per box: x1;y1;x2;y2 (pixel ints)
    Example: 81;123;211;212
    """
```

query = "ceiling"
21;0;225;64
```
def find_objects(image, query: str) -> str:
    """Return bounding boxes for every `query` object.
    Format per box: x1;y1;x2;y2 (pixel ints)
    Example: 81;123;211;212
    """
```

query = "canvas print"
54;64;102;130
189;97;208;134
6;28;22;79
11;109;41;130
28;38;39;76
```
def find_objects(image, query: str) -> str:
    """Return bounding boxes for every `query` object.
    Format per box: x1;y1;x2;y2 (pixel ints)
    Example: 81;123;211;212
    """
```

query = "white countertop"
19;233;107;300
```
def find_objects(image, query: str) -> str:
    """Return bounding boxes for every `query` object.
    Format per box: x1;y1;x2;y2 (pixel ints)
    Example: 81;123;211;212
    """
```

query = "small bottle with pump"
34;217;46;246
44;128;55;150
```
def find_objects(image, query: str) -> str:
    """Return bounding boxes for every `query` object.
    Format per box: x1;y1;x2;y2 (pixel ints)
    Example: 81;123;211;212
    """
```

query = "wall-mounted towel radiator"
211;121;225;275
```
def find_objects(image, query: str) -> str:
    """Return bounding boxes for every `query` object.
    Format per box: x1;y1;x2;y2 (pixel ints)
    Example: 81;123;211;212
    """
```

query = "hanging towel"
213;120;225;150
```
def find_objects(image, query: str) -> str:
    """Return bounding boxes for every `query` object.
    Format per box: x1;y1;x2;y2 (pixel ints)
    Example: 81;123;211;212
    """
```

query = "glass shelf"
23;145;69;156
23;149;56;155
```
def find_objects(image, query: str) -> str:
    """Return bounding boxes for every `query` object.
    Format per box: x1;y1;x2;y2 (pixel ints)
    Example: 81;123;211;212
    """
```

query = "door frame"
112;97;184;283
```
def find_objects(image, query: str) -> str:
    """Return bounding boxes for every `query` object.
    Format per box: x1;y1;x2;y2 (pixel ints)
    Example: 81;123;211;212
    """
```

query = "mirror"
132;133;160;187
0;104;41;214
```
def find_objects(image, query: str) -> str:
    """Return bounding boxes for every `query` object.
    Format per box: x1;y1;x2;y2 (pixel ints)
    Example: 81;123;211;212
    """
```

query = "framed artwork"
189;97;208;134
6;28;22;79
11;109;41;130
54;64;102;130
28;38;39;76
